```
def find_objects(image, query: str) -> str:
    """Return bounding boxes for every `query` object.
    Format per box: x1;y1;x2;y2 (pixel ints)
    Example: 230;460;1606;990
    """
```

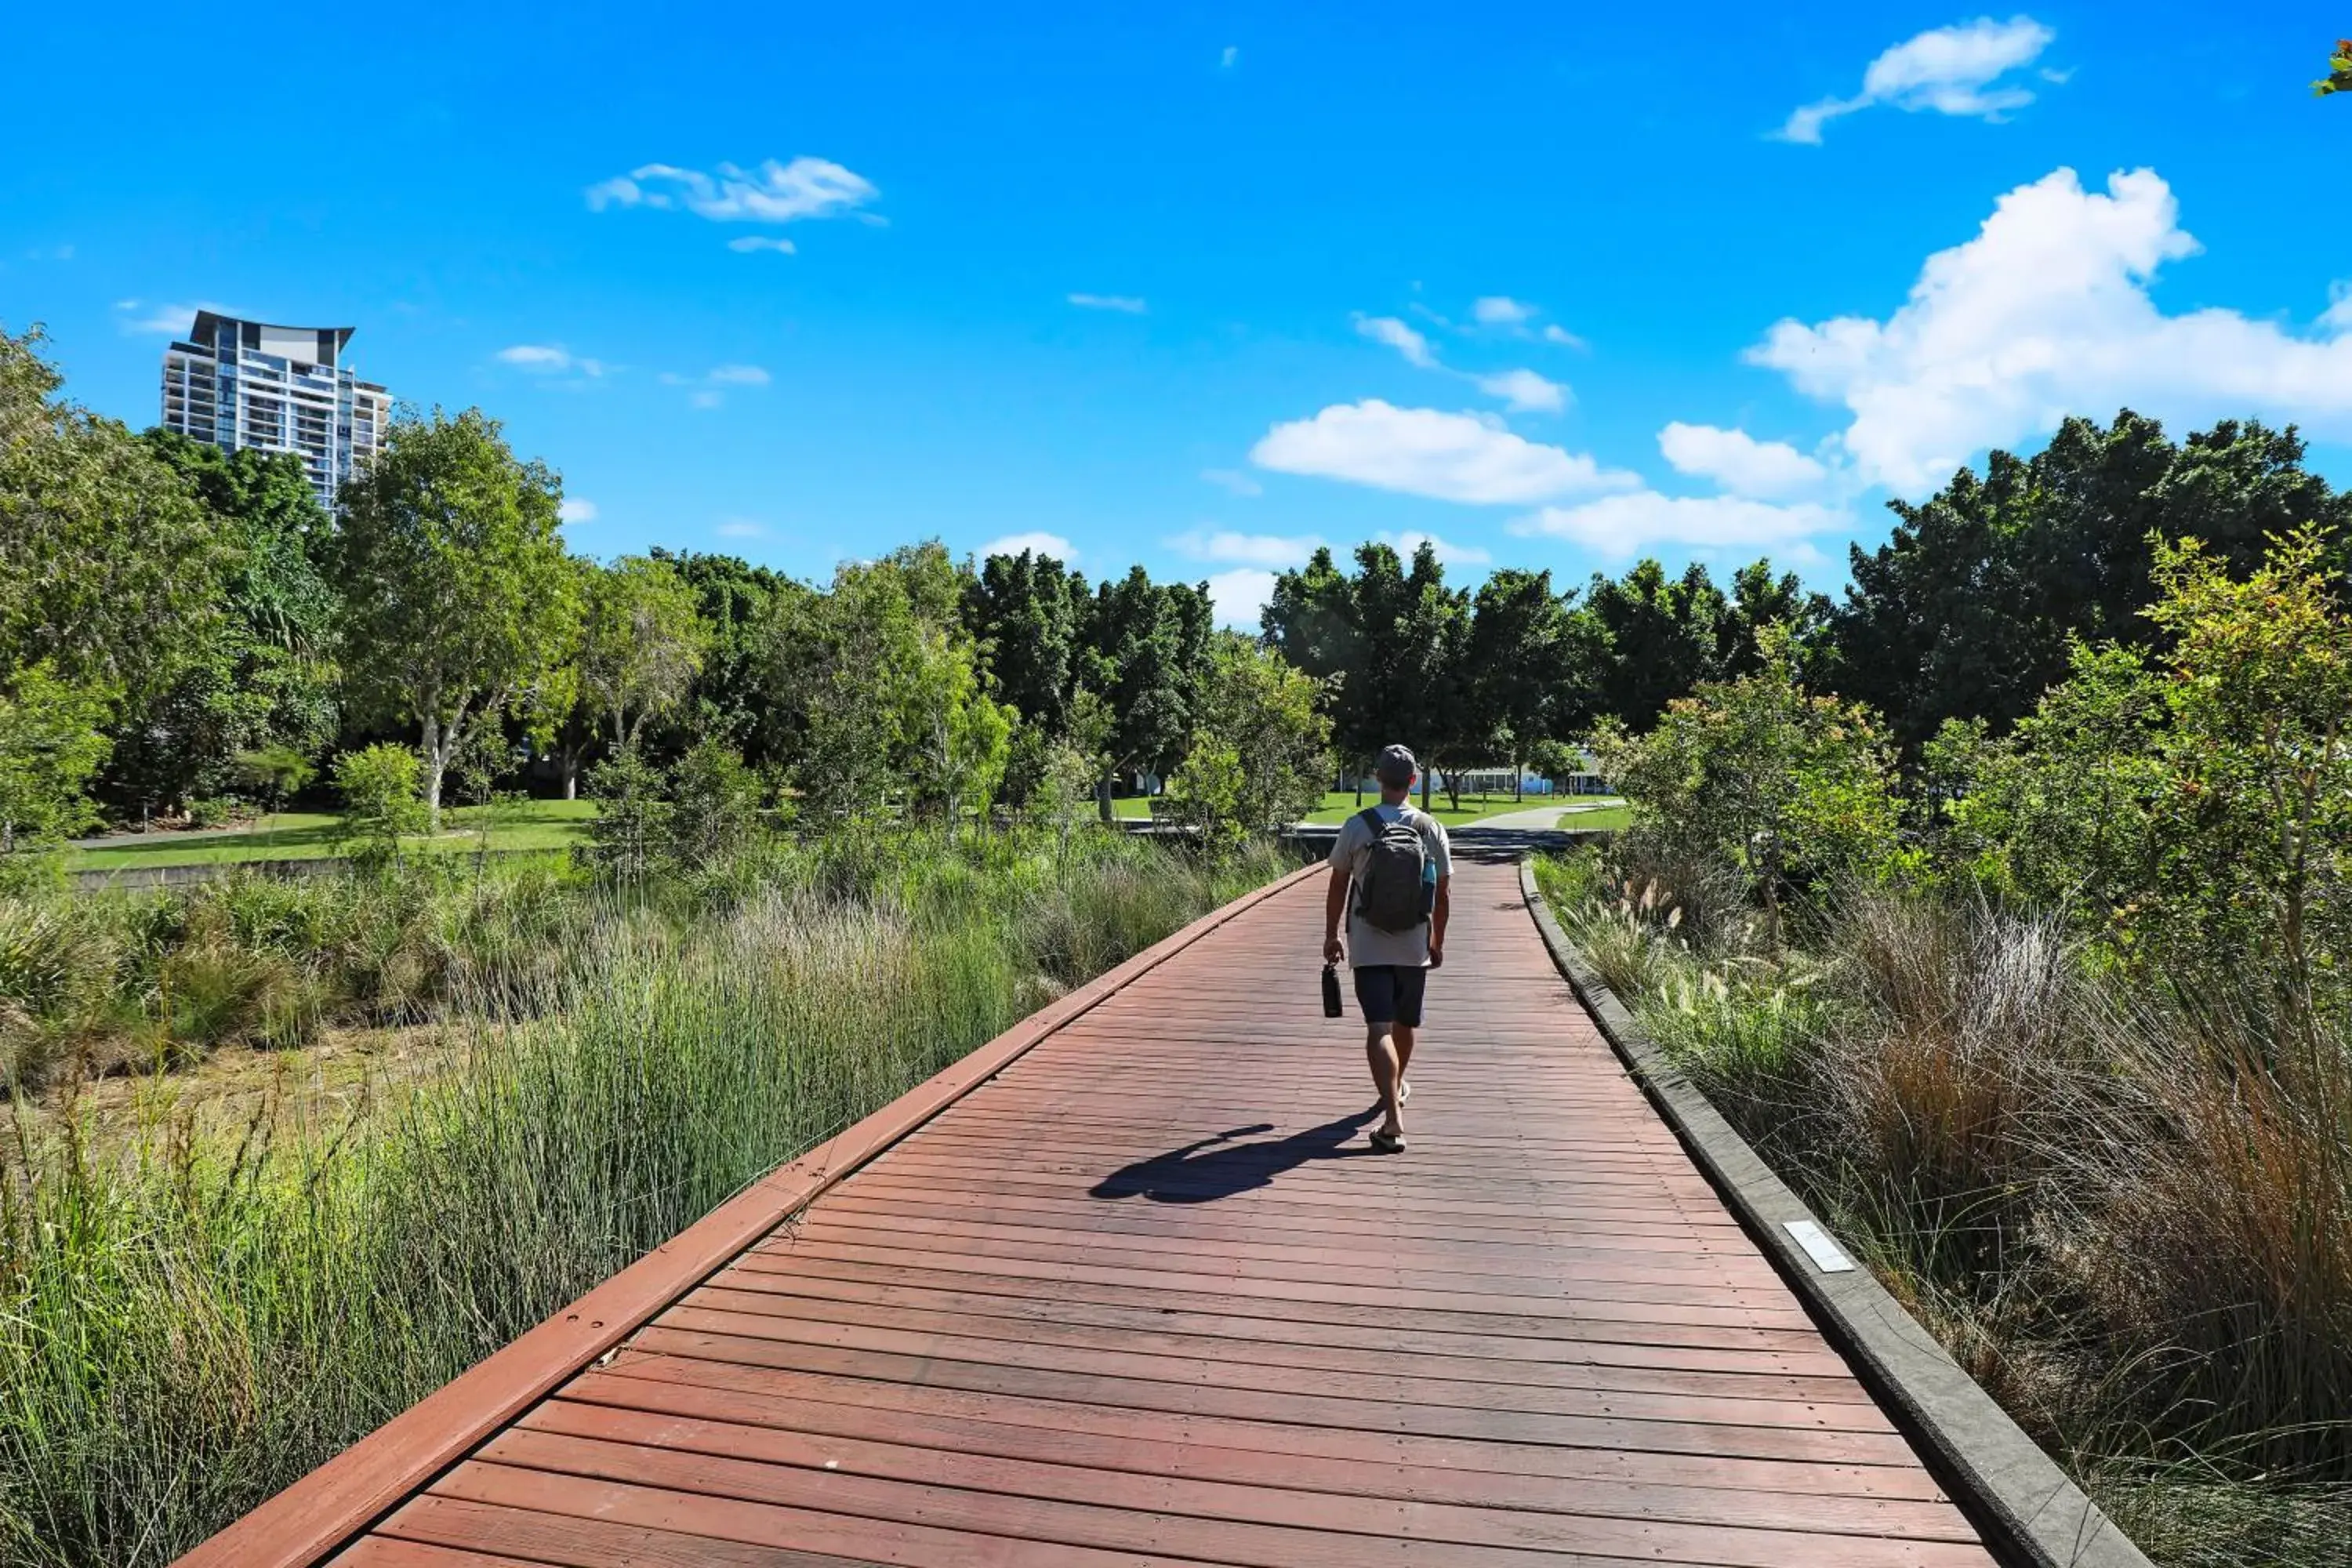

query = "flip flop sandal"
1370;1128;1407;1154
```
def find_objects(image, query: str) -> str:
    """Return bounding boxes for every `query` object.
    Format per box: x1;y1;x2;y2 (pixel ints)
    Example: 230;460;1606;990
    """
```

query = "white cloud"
497;344;607;376
706;364;771;385
114;300;232;336
587;158;877;224
1200;467;1264;497
689;390;723;410
1780;16;2057;143
1746;166;2352;493
1474;368;1570;413
1069;292;1148;314
1205;569;1278;630
716;517;768;539
1515;492;1848;557
1541;324;1588;349
1472;296;1536;325
728;236;798;255
1354;314;1437;368
1385;530;1492;568
979;531;1080;561
558;498;598;524
1220;45;1238;68
1657;423;1829;499
2324;281;2352;336
1168;528;1323;568
1250;400;1638;505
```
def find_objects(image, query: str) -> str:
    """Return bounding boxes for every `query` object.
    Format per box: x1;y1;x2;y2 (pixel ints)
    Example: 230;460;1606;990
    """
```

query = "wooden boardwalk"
204;855;1998;1567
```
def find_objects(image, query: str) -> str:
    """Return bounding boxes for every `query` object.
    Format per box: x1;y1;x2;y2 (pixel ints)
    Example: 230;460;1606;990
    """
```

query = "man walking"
1323;745;1451;1152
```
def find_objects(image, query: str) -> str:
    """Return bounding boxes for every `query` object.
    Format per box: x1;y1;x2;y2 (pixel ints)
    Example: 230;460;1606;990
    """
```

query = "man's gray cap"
1374;745;1417;786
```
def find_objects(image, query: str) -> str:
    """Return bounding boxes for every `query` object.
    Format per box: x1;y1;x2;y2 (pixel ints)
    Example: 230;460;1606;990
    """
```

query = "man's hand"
1427;942;1445;971
1323;933;1345;965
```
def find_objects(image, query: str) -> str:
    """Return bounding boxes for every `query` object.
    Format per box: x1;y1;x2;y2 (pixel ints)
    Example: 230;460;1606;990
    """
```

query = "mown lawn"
67;799;598;871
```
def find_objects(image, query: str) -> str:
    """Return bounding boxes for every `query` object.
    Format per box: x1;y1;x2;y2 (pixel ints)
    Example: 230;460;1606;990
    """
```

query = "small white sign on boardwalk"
1784;1218;1857;1272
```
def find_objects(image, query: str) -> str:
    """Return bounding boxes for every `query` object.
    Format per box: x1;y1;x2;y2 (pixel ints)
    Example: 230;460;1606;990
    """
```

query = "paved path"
198;857;1992;1567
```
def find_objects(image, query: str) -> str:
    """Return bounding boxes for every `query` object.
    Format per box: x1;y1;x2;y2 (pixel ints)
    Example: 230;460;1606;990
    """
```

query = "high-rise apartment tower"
160;311;392;508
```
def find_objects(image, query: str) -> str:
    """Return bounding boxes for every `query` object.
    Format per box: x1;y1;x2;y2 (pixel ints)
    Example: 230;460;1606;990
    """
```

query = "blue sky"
5;3;2348;626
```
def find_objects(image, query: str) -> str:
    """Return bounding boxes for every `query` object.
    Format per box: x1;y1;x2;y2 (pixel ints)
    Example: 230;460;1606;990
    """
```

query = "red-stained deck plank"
195;856;1997;1567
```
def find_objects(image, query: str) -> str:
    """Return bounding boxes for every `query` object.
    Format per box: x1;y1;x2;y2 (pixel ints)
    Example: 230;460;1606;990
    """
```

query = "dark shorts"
1352;964;1428;1028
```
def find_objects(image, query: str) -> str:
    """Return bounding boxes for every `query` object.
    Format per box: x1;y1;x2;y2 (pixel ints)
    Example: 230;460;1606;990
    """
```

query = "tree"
579;555;708;758
1828;411;2348;749
1263;547;1370;789
103;434;341;815
233;744;316;837
332;743;427;869
647;548;789;766
1578;560;1729;732
0;662;112;854
965;549;1087;735
2317;38;2352;95
0;328;234;702
1463;568;1583;800
1718;560;1831;681
1597;626;1904;947
662;739;764;873
1172;633;1333;838
760;544;994;821
1078;568;1210;818
329;408;582;826
1954;528;2352;1018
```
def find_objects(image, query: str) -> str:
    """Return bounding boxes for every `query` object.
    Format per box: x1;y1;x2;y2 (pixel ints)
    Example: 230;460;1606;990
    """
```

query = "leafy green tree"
1463;568;1584;800
1955;528;2352;1015
662;739;764;873
332;743;427;869
965;549;1088;735
0;328;234;707
1079;568;1210;815
1830;412;2348;748
904;619;1016;830
1718;560;1831;681
1263;547;1370;788
762;543;988;820
646;548;789;765
1599;626;1904;946
328;408;582;826
0;662;113;853
1577;559;1729;732
2317;37;2352;95
583;750;666;883
1174;633;1333;837
579;555;708;758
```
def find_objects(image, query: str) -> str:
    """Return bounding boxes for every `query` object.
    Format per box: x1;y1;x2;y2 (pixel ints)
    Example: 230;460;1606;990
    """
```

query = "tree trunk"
560;750;581;800
1096;775;1114;826
1420;768;1432;810
421;711;445;830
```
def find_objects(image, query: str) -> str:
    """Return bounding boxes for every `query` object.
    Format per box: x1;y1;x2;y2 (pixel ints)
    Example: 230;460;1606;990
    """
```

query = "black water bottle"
1321;962;1344;1018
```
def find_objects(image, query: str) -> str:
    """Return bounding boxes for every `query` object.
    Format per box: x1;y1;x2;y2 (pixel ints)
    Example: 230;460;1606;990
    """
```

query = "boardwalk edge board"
1517;858;2154;1568
170;861;1327;1568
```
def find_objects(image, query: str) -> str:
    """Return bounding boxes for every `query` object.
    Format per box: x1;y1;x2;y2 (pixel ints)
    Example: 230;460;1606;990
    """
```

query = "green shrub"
331;746;426;869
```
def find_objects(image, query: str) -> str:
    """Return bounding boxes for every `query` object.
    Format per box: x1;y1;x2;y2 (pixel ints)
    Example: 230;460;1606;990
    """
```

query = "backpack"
1352;808;1428;933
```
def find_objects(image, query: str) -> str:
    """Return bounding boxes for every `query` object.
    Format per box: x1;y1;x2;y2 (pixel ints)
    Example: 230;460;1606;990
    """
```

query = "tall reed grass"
0;827;1280;1567
1532;848;2352;1567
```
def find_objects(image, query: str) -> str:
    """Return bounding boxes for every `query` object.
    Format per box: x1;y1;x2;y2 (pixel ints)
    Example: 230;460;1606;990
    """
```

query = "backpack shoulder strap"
1356;807;1384;832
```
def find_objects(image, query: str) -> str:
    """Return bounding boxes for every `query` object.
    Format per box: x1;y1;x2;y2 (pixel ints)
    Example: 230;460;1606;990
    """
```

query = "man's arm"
1323;864;1350;965
1428;875;1450;968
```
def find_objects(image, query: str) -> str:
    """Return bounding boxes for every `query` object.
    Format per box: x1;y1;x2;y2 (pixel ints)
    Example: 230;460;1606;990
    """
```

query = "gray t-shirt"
1328;803;1453;968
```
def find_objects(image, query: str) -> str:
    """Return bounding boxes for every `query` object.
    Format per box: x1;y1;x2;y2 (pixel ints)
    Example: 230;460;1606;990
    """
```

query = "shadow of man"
1089;1108;1381;1205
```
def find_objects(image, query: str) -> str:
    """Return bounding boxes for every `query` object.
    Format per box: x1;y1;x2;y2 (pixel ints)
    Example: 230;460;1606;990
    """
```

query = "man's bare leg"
1394;1022;1417;1102
1365;1023;1404;1138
